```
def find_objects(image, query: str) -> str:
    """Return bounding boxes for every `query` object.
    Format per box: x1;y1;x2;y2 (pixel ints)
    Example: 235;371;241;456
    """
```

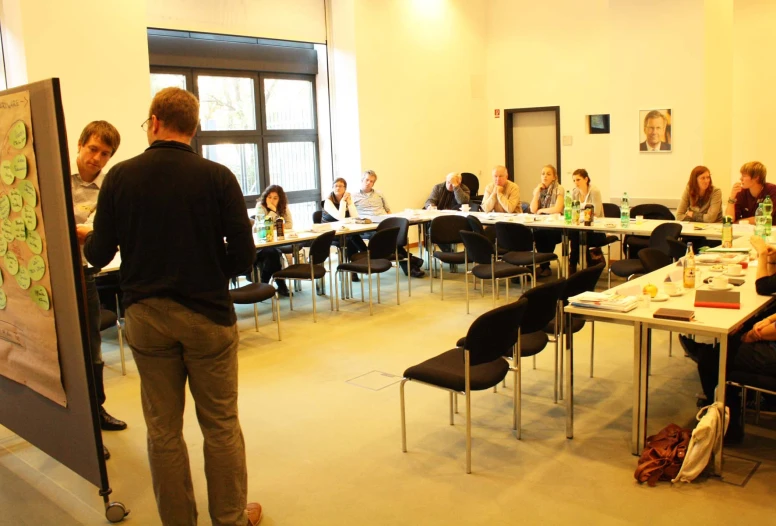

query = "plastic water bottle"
264;215;274;242
721;216;733;248
620;192;630;228
764;195;773;236
683;242;696;289
571;198;580;225
755;203;766;239
564;191;572;225
255;214;266;242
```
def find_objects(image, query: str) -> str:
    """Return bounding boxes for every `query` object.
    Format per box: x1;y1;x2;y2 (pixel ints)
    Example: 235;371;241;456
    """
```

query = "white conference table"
564;247;774;474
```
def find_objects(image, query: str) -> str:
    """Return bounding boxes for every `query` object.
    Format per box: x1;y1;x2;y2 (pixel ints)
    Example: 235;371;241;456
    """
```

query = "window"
148;32;321;231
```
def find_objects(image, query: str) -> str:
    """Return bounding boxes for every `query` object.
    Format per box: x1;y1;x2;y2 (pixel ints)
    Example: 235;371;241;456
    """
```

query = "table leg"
561;230;569;279
565;312;574;439
580;231;588;271
632;322;648;455
713;334;728;475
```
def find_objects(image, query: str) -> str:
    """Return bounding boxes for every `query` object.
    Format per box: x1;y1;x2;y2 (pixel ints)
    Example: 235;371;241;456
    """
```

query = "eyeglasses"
140;118;151;132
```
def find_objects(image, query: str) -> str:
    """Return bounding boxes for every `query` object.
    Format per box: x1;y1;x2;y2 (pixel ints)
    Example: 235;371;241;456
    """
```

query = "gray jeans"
125;297;248;526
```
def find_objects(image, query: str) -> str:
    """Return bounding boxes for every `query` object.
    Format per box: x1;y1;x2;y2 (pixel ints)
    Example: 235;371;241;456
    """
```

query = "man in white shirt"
639;110;671;151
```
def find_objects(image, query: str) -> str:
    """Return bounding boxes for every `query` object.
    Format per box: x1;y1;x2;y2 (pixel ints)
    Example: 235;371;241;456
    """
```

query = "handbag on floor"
634;423;691;486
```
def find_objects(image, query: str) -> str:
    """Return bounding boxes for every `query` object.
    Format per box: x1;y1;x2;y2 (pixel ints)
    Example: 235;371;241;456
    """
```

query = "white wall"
1;0;150;170
352;0;488;211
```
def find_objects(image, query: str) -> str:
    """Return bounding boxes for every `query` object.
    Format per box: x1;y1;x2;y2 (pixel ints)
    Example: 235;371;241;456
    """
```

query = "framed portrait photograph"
639;109;672;152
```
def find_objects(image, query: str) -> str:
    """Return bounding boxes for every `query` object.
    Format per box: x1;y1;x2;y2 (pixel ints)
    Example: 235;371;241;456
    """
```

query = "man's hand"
741;329;758;343
76;225;93;245
496;185;504;194
730;182;742;200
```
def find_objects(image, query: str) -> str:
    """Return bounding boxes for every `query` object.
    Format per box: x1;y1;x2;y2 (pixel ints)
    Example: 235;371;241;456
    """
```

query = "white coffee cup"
461;204;470;212
726;263;743;276
636;215;644;225
711;275;729;289
664;282;681;296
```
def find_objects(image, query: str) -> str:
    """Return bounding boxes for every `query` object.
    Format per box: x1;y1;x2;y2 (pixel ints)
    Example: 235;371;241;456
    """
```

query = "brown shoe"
246;502;263;526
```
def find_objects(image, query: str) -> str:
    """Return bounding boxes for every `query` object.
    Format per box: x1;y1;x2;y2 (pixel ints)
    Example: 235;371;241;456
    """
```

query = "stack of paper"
568;291;638;313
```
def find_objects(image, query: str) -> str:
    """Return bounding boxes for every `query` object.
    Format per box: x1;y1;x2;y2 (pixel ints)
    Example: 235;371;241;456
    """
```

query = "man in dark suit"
639;110;671;151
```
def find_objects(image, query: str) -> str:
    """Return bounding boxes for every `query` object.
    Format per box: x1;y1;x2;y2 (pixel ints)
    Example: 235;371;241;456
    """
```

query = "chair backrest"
461;172;479;197
466;215;486;235
459;231;495;265
639;248;673;273
520;279;567;333
429;215;471;245
495;222;534;252
377;217;409;246
465;297;529;365
603;202;620;219
666;237;687;261
467;202;481;212
631;203;674;221
366;227;399;260
309;230;336;264
312;210;323;224
562;262;605;302
648;222;683;253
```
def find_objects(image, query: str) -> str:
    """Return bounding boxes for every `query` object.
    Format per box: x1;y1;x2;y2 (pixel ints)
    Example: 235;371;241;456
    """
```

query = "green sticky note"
12;217;25;241
28;255;45;281
1;219;12;242
19;181;36;207
15;266;29;289
10;120;27;149
0;195;9;219
12;154;27;179
21;205;36;231
9;190;22;212
0;235;5;257
0;161;12;185
4;252;18;275
0;289;6;309
26;231;42;254
29;285;49;310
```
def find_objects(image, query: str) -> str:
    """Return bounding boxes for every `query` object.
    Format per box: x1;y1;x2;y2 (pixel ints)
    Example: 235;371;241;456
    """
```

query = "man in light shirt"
481;165;520;213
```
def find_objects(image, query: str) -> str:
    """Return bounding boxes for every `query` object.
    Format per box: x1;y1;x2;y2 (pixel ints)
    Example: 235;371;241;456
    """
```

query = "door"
505;107;561;201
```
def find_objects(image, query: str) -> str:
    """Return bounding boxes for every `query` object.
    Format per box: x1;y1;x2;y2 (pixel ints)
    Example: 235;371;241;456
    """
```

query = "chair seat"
433;250;467;264
610;259;645;278
274;264;327;280
515;331;549;357
338;259;393;274
404;348;510;392
543;316;586;335
230;283;277;304
471;262;529;279
502;251;557;267
728;371;776;392
625;235;649;254
99;309;118;331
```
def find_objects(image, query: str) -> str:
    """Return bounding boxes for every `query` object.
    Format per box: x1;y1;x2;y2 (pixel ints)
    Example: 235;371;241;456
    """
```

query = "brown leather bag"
634;423;692;486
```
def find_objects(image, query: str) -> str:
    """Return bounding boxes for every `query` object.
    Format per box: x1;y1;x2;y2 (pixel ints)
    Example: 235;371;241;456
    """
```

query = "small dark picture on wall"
639;109;672;152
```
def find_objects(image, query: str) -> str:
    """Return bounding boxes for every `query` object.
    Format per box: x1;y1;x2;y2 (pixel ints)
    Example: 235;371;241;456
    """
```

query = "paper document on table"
569;292;638;312
704;247;750;253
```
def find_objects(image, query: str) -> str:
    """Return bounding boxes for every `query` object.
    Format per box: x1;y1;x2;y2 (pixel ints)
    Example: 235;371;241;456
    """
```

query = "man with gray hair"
639;110;671;151
424;172;470;210
481;165;521;213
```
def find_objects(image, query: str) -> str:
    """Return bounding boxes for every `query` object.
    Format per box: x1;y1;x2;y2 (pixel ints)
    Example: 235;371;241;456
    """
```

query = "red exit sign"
494;109;500;118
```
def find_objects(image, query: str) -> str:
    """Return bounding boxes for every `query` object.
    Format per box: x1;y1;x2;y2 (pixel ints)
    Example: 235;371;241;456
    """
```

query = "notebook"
694;289;741;309
653;308;695;322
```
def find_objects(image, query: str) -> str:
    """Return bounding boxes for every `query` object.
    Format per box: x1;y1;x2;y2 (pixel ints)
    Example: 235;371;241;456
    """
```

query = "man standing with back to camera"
79;88;263;525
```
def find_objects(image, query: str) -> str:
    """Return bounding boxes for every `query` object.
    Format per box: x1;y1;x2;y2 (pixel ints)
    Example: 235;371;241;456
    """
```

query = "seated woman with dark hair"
254;185;292;296
568;169;607;274
322;177;368;257
676;166;722;223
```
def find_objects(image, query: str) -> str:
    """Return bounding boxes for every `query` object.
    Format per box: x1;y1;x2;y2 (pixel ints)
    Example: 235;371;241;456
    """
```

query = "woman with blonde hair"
530;164;565;277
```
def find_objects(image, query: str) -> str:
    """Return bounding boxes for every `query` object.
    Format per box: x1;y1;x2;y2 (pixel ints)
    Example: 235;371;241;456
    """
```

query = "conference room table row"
565;237;772;476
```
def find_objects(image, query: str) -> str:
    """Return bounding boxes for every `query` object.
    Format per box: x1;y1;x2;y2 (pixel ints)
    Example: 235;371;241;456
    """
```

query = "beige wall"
353;0;488;211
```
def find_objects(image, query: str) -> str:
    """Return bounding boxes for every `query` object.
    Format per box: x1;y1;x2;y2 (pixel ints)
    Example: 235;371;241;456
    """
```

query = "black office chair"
609;222;682;288
459;231;530;313
638;248;673;273
727;372;776;434
466;215;504;254
373;217;412;296
496;221;555;284
428;215;471;299
271;230;336;322
667;238;688;262
461;172;480;198
592;203;622;262
624;203;675;258
336;227;400;315
230;282;281;339
400;297;529;473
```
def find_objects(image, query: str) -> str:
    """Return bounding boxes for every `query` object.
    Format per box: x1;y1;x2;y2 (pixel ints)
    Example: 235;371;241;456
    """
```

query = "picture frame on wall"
639;109;672;152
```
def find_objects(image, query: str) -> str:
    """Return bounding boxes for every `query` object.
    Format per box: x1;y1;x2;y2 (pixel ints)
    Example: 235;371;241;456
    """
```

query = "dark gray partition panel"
0;78;106;489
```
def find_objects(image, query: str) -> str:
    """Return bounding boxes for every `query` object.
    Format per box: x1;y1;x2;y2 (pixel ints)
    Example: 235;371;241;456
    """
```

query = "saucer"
651;292;669;302
665;289;685;297
708;284;734;291
723;271;744;278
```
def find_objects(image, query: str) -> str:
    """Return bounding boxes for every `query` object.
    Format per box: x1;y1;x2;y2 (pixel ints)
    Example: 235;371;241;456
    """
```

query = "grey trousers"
125;297;248;526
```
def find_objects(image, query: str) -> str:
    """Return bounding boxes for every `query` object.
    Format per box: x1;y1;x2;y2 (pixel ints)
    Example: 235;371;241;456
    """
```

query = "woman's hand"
343;192;351;203
685;209;694;219
741;329;759;343
266;203;277;212
534;183;544;195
